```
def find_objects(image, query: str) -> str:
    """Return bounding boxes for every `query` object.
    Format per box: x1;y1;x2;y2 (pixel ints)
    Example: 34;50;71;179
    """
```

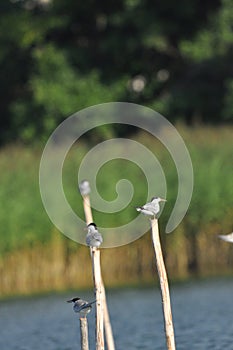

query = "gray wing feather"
143;202;159;213
93;231;103;242
86;229;103;246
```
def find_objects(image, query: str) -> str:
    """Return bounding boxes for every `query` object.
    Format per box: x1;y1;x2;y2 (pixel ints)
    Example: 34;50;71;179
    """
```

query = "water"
0;278;233;350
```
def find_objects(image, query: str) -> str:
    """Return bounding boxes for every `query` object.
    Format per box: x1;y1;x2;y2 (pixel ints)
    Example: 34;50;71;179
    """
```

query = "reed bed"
0;126;232;295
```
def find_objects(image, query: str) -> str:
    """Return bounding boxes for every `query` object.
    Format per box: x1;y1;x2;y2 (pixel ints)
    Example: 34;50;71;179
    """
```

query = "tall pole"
102;287;115;350
79;180;115;350
151;218;176;350
91;246;104;350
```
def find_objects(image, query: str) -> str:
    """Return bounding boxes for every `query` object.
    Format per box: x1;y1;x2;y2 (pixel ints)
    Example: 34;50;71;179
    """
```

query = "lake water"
0;278;233;350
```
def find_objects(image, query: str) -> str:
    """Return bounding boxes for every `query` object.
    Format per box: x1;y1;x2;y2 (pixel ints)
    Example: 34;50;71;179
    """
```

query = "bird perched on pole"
67;297;96;316
86;222;103;248
218;232;233;243
136;196;166;219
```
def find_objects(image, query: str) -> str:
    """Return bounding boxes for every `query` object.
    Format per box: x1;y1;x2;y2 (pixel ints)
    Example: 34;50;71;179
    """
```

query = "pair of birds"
85;196;166;248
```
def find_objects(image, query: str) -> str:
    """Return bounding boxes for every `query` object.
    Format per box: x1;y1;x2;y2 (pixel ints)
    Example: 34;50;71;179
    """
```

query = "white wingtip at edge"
218;233;233;243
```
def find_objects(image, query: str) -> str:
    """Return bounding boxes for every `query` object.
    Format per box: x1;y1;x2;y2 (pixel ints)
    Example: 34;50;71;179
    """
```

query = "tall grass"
0;126;232;295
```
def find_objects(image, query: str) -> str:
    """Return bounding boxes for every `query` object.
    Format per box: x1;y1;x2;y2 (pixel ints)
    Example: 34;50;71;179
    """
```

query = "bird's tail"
129;204;143;212
82;300;96;309
135;206;142;212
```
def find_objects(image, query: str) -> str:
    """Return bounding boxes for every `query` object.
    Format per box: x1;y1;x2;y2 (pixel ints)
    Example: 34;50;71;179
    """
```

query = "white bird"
86;223;103;248
218;232;233;243
136;196;166;219
67;297;96;315
79;179;91;196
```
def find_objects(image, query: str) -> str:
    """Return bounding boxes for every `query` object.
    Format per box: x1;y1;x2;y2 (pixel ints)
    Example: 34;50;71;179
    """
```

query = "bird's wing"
83;300;96;308
93;231;103;242
86;233;92;245
143;202;159;213
218;233;233;243
86;231;103;245
80;302;93;310
76;300;89;311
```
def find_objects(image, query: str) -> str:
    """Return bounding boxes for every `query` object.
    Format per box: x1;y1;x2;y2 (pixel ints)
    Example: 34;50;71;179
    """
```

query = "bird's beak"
66;299;73;303
160;198;167;202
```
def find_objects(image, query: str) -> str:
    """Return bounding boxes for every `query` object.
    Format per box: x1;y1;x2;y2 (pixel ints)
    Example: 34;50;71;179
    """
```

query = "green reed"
0;125;232;256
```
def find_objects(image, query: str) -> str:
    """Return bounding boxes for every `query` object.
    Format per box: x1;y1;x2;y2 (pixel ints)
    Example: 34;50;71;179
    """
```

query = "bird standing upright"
67;297;96;316
86;222;103;248
136;196;166;219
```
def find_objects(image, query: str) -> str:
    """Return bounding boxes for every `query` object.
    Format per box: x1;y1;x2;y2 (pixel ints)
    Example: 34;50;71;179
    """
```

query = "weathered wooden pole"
151;218;176;350
79;316;89;350
79;180;115;350
102;287;115;350
91;246;105;350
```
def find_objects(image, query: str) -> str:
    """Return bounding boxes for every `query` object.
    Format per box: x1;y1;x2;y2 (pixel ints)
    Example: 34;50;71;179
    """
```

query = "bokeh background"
0;0;233;297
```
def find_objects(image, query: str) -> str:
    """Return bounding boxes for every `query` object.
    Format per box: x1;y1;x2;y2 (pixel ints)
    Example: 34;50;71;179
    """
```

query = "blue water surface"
0;278;233;350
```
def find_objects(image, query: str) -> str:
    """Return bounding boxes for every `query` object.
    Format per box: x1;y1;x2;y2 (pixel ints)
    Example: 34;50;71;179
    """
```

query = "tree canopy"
0;0;232;144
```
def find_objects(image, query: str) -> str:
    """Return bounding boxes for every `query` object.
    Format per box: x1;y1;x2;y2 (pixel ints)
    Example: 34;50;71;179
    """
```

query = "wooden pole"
102;287;115;350
151;218;176;350
92;247;105;350
80;316;89;350
79;180;115;350
81;194;104;350
83;194;93;224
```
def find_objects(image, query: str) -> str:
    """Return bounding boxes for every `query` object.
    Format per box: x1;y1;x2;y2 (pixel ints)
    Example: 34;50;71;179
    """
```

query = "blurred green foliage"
11;44;125;142
0;126;232;255
0;0;232;144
